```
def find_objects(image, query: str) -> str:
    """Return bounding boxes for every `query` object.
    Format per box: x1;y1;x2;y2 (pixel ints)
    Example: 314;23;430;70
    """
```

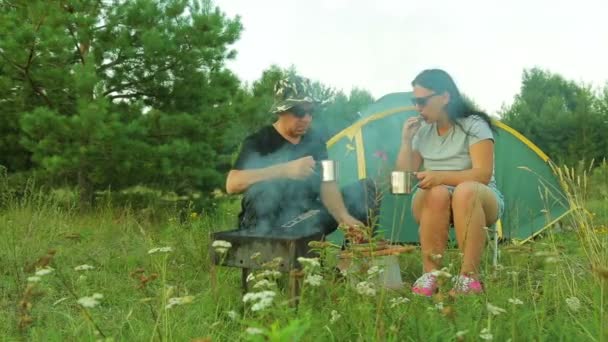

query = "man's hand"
284;156;316;180
339;214;365;230
416;170;443;189
339;214;366;244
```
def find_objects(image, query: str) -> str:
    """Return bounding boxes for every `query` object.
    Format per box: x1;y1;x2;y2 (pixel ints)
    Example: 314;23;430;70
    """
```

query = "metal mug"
390;171;416;194
320;160;338;182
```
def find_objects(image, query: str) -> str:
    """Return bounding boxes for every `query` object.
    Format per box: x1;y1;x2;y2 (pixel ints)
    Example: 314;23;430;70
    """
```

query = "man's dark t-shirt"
233;125;328;229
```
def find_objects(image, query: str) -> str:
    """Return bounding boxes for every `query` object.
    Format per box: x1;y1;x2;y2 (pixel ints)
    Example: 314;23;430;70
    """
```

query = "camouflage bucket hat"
269;75;318;114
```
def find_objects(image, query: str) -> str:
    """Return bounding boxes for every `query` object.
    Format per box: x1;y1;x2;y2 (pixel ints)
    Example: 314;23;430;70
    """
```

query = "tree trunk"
77;168;94;209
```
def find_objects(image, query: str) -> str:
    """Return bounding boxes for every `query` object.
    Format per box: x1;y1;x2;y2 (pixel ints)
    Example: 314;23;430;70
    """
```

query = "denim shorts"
412;184;505;220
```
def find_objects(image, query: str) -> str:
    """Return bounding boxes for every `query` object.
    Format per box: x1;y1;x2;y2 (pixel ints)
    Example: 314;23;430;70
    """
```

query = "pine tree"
1;0;242;205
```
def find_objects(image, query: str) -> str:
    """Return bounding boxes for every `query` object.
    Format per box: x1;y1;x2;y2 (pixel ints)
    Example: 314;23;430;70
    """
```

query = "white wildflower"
212;240;232;249
148;246;173;254
390;297;410;308
430;253;443;261
74;264;95;271
431;268;452;278
246;327;264;335
367;266;384;277
330;310;341;324
455;330;469;338
435;302;444;311
243;291;276;311
165;295;195;309
486;303;507;315
253;279;276;289
304;274;323;287
227;310;239;320
35;267;54;276
258;270;282;279
565;297;581;312
246;273;256;283
250;252;262;260
355;281;376;297
27;276;41;283
250;300;270;312
508;298;524;305
479;328;493;340
297;257;320;268
212;240;232;254
77;294;103;308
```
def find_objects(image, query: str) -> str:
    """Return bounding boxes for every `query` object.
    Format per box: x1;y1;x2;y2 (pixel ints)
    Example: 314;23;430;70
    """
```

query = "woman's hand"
416;171;443;189
402;116;423;143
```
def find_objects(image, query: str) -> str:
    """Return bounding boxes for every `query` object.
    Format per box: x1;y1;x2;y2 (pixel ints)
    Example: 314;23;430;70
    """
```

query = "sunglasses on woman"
291;105;315;118
412;93;439;107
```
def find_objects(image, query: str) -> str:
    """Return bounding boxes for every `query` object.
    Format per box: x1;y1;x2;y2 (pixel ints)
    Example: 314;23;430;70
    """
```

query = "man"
226;75;377;236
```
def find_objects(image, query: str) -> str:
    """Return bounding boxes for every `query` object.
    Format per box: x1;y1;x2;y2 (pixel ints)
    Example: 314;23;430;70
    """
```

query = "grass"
1;181;607;341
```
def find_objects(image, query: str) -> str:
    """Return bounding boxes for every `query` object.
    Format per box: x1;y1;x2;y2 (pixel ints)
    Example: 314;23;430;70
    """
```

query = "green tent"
326;92;573;244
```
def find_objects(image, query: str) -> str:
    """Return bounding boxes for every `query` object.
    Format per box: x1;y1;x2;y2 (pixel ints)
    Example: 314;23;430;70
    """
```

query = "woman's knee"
452;182;499;222
451;181;482;210
412;186;451;223
424;186;451;209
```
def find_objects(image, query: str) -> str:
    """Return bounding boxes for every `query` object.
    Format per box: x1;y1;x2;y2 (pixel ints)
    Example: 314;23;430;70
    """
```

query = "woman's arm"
396;142;423;172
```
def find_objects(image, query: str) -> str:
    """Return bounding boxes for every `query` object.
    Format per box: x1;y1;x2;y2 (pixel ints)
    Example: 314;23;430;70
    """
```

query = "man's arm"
226;156;316;194
226;135;287;195
320;182;364;228
225;165;286;194
320;182;349;222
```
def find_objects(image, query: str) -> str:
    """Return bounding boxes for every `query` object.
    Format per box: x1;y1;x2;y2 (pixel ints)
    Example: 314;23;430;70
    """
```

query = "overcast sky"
216;0;608;114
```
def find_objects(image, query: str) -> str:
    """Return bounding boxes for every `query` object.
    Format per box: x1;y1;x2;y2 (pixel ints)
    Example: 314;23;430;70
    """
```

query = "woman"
396;69;505;296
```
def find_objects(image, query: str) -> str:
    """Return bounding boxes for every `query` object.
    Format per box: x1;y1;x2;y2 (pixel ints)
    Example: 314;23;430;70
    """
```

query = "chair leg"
491;229;499;267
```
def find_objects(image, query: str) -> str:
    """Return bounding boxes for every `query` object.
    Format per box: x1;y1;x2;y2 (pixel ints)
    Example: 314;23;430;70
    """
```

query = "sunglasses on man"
291;105;315;118
412;93;440;107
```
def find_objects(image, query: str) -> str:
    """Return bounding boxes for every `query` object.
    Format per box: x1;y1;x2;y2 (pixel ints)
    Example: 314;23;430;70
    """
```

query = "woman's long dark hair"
412;69;496;132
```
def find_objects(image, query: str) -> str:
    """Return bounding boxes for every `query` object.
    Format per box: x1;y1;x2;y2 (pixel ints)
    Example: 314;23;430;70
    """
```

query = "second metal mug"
390;171;416;194
320;160;338;182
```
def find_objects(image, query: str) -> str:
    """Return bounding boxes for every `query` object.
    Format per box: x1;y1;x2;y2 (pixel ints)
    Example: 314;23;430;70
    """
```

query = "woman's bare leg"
412;186;452;273
451;182;499;278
